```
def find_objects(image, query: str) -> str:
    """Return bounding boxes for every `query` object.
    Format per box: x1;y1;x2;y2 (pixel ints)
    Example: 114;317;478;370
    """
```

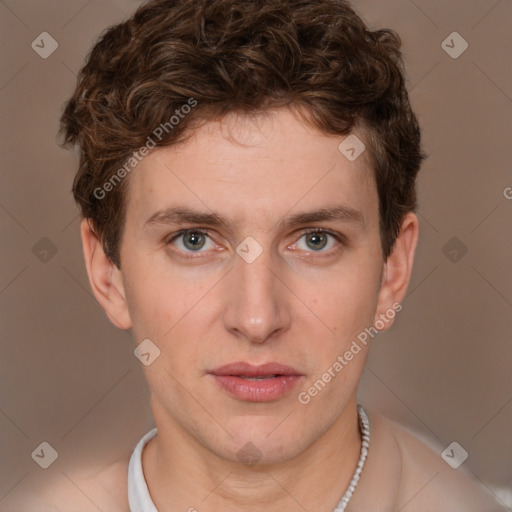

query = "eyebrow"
144;206;230;230
143;204;365;230
278;205;365;229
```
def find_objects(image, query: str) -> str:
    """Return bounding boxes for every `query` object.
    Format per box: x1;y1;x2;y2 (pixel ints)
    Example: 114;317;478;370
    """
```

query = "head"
60;0;425;465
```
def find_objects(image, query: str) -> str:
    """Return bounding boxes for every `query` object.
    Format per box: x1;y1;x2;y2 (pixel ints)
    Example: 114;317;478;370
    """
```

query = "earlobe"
374;212;419;329
80;218;132;330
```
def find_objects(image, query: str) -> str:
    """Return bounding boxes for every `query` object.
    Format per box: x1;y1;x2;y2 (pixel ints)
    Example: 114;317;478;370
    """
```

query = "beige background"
0;0;511;509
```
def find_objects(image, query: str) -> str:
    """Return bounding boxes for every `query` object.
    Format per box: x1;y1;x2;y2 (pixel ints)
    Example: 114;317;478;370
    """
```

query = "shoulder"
81;458;131;511
22;457;131;512
374;412;506;512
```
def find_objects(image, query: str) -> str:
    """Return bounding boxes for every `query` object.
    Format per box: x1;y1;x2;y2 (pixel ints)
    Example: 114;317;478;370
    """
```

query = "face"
85;109;415;465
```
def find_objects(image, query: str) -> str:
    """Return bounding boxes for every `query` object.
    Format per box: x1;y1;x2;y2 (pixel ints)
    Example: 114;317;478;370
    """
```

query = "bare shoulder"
376;413;506;512
24;457;131;512
82;457;131;511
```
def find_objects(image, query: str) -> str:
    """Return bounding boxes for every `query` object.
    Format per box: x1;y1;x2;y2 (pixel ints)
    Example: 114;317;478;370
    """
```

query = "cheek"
124;286;171;341
302;260;382;342
121;257;181;341
122;256;217;368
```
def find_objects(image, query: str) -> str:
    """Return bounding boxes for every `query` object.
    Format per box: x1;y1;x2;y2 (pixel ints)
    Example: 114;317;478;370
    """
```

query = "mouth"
209;362;304;402
236;375;280;380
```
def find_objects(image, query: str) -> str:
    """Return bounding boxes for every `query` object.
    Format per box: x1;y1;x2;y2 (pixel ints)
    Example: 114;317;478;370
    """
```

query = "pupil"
185;232;204;250
307;232;327;250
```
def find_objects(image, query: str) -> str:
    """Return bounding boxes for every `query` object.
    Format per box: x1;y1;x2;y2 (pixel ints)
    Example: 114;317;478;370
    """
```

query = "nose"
222;245;292;345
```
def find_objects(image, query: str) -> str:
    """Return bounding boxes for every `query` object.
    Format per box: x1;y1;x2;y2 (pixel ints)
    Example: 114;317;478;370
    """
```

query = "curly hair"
60;0;426;268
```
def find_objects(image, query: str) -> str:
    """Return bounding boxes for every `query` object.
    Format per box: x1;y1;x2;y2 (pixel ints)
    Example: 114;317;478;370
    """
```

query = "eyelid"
299;227;344;238
166;227;344;241
167;227;213;243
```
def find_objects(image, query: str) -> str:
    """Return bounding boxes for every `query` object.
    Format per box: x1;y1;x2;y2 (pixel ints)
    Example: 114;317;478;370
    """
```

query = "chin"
217;418;312;465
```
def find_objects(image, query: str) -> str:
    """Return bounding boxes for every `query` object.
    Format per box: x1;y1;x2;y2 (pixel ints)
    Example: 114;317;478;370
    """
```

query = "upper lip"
209;362;303;377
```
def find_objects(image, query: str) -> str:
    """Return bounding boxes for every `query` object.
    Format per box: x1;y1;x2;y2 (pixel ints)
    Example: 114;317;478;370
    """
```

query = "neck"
143;396;362;512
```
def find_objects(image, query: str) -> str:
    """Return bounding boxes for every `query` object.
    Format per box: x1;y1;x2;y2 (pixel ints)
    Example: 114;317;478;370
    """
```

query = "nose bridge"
223;241;289;343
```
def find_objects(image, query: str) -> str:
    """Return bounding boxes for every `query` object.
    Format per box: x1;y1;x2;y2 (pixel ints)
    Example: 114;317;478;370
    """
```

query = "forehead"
123;109;377;229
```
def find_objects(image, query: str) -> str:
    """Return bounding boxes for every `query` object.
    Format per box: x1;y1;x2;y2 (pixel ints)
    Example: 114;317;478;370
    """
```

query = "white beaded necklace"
332;404;370;512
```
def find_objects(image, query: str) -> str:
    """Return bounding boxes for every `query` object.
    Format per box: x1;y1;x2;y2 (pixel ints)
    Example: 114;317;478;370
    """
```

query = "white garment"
128;427;158;512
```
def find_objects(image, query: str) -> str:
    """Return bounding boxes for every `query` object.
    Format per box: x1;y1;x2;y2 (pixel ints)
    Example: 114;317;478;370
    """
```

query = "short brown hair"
60;0;426;268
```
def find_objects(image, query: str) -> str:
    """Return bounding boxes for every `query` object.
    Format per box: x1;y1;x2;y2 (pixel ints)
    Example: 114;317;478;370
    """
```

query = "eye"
292;229;342;253
168;229;216;253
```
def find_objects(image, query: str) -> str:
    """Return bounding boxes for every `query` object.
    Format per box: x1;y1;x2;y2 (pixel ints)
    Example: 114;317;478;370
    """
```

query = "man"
51;0;505;510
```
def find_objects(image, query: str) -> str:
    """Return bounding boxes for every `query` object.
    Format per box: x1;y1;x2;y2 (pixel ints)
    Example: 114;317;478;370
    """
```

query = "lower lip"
211;375;303;402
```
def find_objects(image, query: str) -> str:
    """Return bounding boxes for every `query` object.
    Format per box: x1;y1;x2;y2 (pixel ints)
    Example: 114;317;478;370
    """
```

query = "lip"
210;362;302;377
209;362;304;402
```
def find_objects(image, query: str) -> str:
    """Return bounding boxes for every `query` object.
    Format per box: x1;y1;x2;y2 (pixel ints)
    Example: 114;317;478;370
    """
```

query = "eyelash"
166;228;345;258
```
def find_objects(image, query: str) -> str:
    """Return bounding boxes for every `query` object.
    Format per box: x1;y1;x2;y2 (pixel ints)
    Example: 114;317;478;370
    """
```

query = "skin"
81;108;418;511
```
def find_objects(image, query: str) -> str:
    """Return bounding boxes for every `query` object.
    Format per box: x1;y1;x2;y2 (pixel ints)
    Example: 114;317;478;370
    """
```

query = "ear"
374;212;419;330
80;218;132;330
